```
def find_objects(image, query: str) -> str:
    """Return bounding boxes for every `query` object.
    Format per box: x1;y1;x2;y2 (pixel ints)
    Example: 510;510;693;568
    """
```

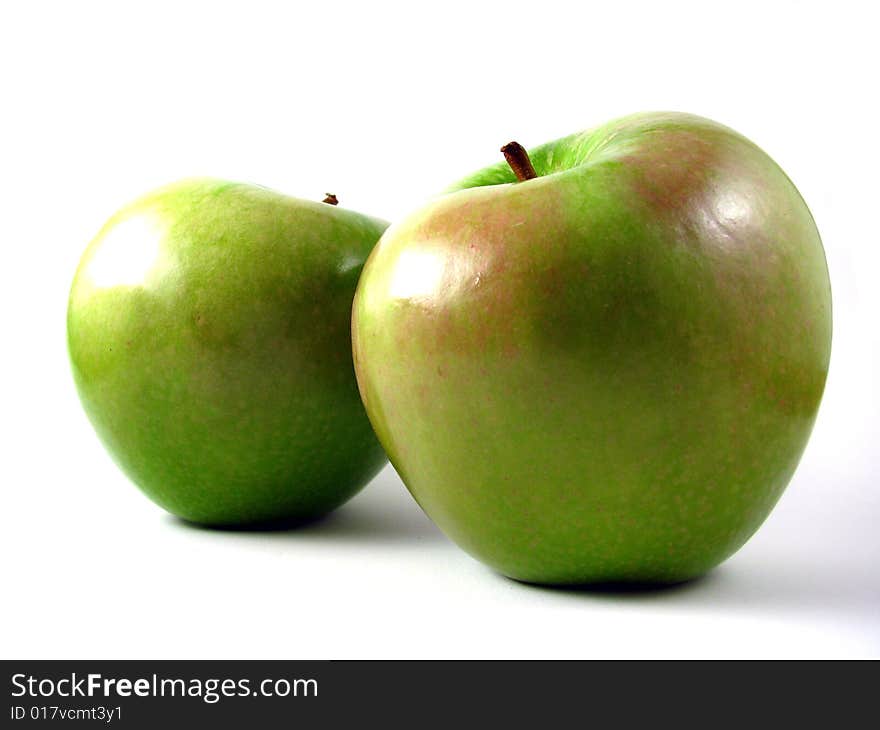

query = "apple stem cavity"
322;193;339;206
501;142;537;182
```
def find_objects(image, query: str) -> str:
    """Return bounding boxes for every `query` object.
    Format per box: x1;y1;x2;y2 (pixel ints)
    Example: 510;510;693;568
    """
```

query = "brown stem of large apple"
501;142;537;181
322;193;339;205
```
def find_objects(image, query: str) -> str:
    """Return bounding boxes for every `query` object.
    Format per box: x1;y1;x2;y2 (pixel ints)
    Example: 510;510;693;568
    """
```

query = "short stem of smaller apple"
501;142;537;182
323;193;339;205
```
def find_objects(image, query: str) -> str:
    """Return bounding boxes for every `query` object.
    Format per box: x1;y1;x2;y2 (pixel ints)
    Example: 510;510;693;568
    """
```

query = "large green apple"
69;179;388;526
352;112;831;584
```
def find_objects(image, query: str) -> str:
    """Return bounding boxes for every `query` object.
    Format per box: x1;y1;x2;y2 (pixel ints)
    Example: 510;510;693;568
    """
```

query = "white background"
2;1;877;659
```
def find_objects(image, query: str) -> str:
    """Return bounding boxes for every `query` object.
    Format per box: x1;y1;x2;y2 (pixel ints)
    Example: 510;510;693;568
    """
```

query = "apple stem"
322;193;339;205
501;142;537;182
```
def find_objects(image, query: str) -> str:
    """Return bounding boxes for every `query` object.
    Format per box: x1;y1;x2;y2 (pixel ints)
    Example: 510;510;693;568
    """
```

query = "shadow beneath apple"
172;511;329;533
506;570;718;601
275;497;445;545
168;506;444;546
508;549;879;624
167;466;446;546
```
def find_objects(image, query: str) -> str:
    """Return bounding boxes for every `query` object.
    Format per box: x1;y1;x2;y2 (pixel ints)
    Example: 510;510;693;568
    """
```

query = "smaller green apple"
69;179;388;526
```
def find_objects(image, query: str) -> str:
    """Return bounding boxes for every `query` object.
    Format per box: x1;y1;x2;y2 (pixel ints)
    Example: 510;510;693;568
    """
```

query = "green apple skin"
69;179;388;526
352;112;831;584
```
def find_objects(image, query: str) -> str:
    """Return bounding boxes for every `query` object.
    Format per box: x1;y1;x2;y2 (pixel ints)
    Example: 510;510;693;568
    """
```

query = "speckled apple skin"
352;113;832;584
69;179;388;525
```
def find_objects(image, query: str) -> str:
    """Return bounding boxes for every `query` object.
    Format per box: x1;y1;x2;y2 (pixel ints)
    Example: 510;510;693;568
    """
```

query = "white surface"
1;1;878;659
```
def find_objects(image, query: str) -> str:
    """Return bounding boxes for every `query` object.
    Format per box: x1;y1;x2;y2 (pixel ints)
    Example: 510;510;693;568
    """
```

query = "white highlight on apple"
85;214;169;289
388;248;445;300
